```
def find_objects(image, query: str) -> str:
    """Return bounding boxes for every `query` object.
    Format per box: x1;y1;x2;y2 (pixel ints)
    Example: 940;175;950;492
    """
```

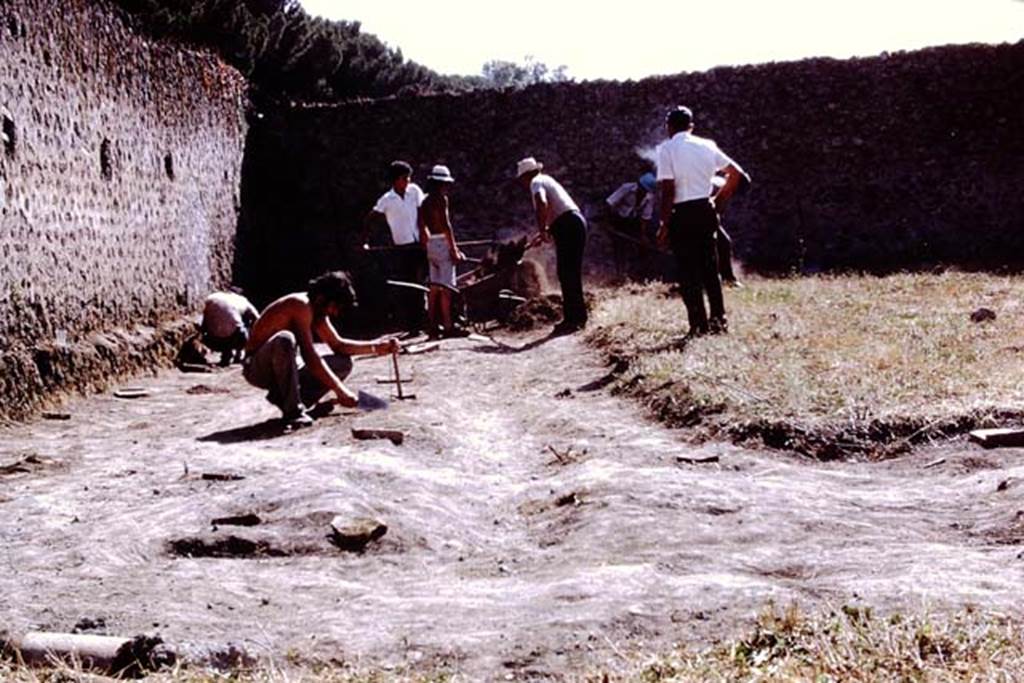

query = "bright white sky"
299;0;1023;81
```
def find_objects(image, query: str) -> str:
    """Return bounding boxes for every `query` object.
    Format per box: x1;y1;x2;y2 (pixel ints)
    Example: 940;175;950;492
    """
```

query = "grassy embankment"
4;606;1023;681
586;273;1024;458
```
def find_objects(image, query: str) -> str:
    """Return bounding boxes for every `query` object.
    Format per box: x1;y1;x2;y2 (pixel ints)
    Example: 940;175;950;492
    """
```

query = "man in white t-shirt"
656;106;750;338
200;290;258;366
363;160;426;333
516;156;588;334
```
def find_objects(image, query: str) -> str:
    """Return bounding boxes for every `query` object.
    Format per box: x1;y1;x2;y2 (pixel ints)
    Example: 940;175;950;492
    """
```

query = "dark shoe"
307;401;335;419
709;317;729;335
551;320;585;336
443;326;471;338
282;409;313;429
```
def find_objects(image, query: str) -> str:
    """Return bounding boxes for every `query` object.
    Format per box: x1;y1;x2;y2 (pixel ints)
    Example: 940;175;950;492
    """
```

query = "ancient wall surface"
0;0;247;419
238;41;1024;304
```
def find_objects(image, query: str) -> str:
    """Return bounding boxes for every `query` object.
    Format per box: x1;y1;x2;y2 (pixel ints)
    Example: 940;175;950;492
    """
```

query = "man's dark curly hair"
387;160;413;183
307;270;357;315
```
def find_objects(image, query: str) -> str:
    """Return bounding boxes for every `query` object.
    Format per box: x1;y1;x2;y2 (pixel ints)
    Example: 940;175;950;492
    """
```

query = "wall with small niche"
0;0;247;419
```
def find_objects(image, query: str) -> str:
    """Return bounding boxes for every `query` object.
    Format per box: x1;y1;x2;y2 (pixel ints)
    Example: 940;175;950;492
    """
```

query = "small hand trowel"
356;389;389;412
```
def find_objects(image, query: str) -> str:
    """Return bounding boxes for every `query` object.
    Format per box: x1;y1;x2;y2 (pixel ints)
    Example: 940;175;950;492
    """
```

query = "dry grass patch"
610;605;1024;682
0;659;456;682
587;273;1024;458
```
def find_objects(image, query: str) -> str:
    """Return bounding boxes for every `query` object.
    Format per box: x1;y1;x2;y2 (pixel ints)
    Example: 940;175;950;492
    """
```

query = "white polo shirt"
373;183;424;245
656;132;735;203
530;173;579;226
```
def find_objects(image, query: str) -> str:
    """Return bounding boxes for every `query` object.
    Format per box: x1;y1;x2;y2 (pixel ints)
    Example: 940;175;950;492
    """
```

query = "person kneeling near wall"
242;271;400;428
200;290;258;367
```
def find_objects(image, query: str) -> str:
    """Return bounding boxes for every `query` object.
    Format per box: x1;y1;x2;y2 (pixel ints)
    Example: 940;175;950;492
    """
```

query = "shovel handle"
391;350;404;399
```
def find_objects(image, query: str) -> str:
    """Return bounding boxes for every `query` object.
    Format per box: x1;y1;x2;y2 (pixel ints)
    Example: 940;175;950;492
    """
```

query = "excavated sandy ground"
1;329;1023;679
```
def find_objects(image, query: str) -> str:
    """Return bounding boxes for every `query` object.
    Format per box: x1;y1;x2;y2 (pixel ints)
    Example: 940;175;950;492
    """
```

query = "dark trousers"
551;210;588;326
668;199;725;335
242;331;353;417
388;244;427;332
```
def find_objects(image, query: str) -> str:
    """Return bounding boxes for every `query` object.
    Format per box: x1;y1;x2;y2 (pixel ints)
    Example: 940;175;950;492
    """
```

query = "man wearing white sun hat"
516;156;588;334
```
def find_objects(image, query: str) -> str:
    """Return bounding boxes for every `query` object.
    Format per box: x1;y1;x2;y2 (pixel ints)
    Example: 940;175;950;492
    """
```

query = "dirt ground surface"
2;328;1024;679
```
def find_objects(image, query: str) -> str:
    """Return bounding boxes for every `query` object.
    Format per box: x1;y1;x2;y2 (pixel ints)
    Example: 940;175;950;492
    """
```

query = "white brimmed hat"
427;164;455;183
515;157;543;178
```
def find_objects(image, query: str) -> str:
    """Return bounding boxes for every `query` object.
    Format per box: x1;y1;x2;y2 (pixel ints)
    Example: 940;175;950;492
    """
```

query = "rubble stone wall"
0;0;247;419
238;40;1024;304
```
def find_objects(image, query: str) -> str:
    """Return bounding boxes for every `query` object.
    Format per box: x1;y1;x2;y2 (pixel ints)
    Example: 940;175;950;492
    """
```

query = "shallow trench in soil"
1;329;1022;677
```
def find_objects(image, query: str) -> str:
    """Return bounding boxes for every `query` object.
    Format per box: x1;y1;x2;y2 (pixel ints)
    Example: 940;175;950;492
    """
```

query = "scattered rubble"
351;428;404;446
328;516;388;552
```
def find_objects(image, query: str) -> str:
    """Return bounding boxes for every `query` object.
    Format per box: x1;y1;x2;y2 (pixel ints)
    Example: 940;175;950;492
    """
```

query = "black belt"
673;197;712;208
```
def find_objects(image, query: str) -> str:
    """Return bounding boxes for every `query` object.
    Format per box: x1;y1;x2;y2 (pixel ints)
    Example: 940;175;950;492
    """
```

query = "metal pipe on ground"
1;631;172;678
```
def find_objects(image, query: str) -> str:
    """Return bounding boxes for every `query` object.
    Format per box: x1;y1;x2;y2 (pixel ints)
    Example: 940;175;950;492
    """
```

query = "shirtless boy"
418;164;466;338
243;271;399;427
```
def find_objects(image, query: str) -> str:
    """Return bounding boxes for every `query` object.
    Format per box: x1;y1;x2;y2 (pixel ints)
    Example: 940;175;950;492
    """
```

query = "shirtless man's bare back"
243;271;399;427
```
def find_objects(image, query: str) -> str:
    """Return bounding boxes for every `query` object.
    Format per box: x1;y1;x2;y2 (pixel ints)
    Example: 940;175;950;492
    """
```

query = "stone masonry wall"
0;0;247;419
237;41;1024;305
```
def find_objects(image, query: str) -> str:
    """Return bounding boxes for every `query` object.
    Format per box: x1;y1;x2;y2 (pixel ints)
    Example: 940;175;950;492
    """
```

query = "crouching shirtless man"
243;271;399;428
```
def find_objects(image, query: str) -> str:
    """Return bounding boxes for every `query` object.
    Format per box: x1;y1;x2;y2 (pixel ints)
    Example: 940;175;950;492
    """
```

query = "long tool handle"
391;350;404;399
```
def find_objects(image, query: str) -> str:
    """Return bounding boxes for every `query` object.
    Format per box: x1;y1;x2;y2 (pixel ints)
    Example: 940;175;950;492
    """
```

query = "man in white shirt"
200;290;258;366
516;157;588;333
656;106;750;337
363;160;426;334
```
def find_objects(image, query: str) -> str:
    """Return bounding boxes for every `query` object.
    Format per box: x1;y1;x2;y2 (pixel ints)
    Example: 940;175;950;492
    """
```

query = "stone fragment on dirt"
970;307;997;323
969;428;1024;449
73;617;108;633
211;513;262;527
922;457;947;469
329;516;388;552
201;472;246;482
0;454;46;476
402;340;441;355
186;384;230;395
677;454;721;465
113;387;149;399
41;411;71;420
996;479;1016;492
555;492;581;507
351;428;404;445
